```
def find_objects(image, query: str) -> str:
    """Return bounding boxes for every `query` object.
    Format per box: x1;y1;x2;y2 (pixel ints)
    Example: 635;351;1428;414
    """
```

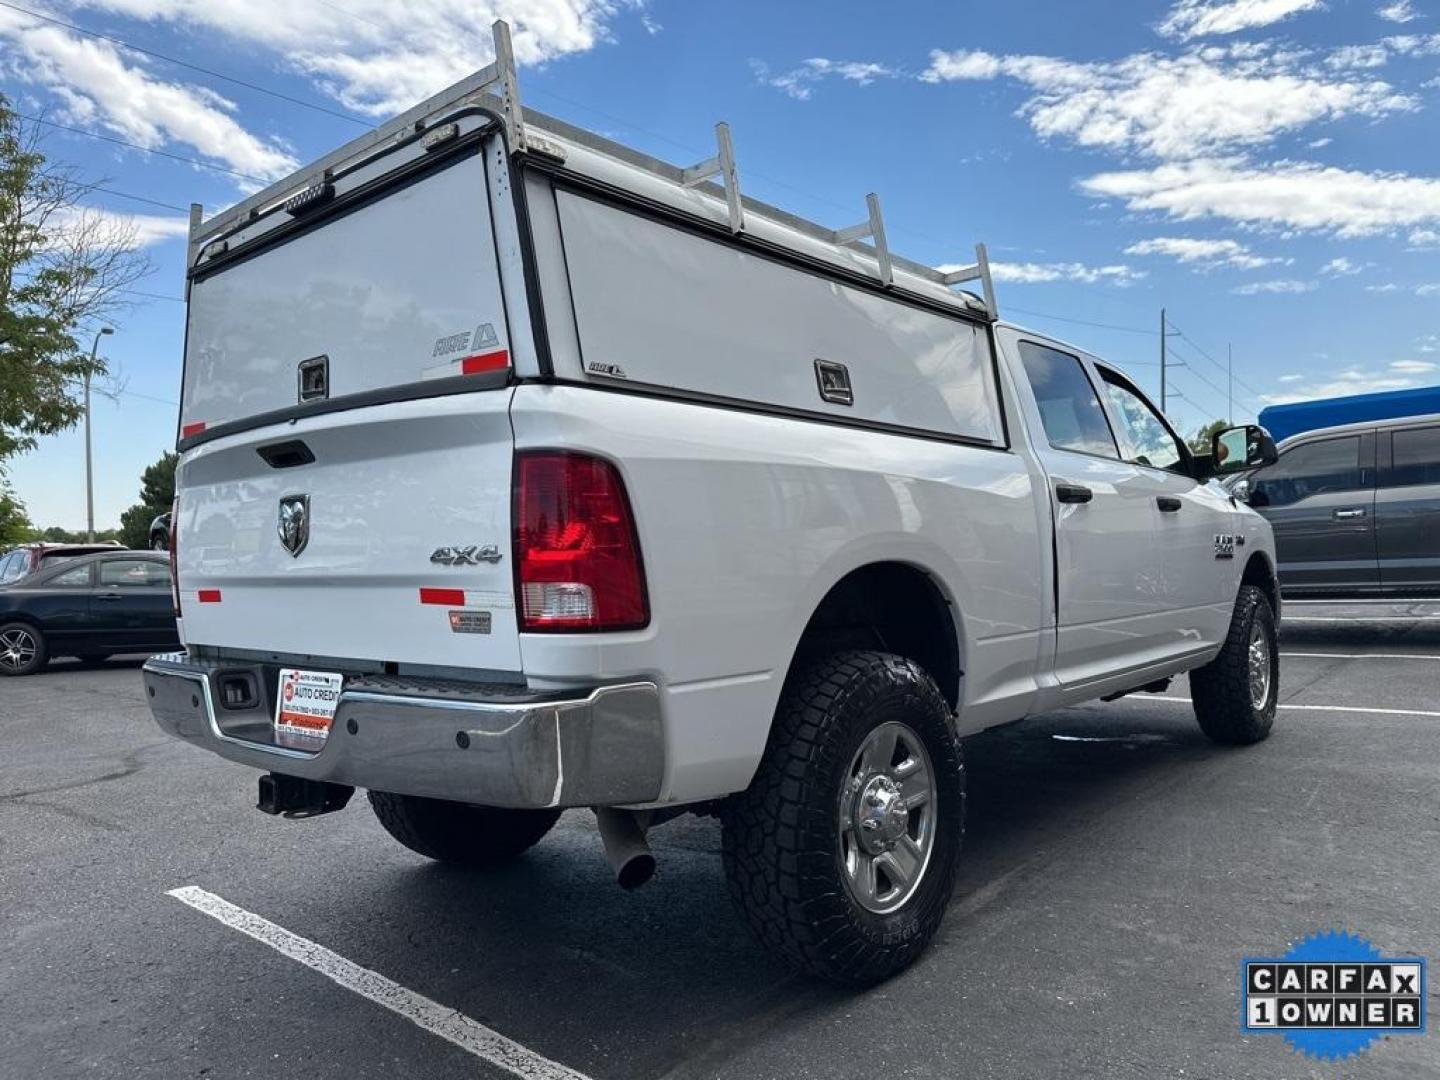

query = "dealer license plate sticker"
275;668;343;743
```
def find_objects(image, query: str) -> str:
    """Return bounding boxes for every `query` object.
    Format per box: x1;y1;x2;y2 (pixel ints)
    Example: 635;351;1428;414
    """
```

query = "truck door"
1246;432;1378;593
1376;423;1440;592
1093;365;1234;653
1010;338;1168;684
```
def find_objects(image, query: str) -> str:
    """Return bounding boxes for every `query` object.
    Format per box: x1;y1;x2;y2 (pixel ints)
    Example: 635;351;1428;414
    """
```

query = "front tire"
721;651;964;985
367;791;561;867
0;622;48;676
1190;584;1278;745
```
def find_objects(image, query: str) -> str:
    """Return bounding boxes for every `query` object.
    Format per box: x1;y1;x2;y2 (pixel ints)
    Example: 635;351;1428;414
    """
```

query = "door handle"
1055;482;1093;504
1332;507;1367;520
95;592;123;601
1156;496;1182;513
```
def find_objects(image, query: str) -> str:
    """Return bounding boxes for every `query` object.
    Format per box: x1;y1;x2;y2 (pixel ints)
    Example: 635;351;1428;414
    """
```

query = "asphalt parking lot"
3;602;1438;1080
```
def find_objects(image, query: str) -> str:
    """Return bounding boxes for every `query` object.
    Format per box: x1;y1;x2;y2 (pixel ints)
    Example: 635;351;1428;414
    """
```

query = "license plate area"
274;668;344;747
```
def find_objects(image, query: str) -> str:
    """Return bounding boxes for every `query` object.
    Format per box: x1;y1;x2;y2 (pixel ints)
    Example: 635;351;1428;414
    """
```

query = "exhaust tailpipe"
594;808;656;889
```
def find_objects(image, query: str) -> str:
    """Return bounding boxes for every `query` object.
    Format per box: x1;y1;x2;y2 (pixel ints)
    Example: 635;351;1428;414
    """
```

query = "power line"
119;289;184;304
1164;316;1264;401
0;1;368;127
76;182;191;214
15;112;268;183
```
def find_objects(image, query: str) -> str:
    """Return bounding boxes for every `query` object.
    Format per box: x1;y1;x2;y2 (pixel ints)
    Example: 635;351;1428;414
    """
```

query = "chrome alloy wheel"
1248;622;1272;709
838;720;937;915
0;627;38;672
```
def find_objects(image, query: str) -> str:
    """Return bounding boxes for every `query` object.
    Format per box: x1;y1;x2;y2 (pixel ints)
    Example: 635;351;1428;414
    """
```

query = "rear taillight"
168;499;180;617
513;451;648;632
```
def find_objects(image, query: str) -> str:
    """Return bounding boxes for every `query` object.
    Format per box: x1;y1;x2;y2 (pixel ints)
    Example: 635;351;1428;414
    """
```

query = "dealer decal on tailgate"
275;668;343;742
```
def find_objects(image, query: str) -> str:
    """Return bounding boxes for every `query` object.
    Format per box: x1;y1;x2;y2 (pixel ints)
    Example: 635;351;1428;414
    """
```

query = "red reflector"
460;350;509;375
420;587;466;606
168;499;180;617
181;421;206;438
197;589;222;604
514;451;648;632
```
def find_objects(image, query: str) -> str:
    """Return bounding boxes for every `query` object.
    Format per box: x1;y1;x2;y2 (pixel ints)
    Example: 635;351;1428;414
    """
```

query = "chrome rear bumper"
142;652;664;808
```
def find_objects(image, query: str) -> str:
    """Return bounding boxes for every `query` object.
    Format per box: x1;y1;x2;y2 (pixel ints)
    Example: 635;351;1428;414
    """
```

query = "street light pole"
84;327;113;542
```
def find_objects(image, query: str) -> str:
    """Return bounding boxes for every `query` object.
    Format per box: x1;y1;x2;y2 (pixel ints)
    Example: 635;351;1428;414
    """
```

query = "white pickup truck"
144;23;1281;984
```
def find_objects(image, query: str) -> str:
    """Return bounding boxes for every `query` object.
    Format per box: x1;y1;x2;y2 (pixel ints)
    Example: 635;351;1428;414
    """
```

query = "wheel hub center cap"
854;776;908;854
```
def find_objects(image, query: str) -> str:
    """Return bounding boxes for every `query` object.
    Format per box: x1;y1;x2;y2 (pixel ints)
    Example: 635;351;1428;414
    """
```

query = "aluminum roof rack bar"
491;19;527;153
681;122;744;234
940;243;997;320
832;193;893;288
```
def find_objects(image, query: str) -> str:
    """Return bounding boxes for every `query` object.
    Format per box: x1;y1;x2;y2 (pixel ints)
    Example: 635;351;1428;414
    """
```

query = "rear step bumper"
141;652;664;808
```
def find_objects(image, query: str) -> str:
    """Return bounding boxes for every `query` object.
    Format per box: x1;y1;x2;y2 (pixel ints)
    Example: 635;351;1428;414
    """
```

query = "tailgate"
175;392;521;673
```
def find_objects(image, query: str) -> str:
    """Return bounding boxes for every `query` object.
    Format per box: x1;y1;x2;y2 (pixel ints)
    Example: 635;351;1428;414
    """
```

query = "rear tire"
721;650;964;985
1190;585;1278;745
0;622;48;676
367;792;561;867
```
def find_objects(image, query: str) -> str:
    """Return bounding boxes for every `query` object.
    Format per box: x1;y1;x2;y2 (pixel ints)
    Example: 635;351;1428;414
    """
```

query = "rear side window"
1387;427;1440;488
1018;342;1118;458
1249;436;1364;508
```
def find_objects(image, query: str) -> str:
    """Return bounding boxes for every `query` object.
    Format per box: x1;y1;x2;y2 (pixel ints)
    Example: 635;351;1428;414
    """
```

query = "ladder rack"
189;20;998;322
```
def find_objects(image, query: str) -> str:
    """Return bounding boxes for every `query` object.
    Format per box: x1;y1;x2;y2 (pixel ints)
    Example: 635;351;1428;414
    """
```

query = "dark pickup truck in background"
1237;393;1440;597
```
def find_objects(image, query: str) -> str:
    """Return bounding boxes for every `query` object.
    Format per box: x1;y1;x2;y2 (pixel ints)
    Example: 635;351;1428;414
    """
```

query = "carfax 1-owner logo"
1242;930;1427;1061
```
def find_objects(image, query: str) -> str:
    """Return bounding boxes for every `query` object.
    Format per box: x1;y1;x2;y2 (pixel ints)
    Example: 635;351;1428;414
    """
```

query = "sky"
1;0;1438;530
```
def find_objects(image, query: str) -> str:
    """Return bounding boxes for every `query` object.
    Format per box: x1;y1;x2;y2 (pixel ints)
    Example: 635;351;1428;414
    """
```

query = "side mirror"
1211;424;1277;475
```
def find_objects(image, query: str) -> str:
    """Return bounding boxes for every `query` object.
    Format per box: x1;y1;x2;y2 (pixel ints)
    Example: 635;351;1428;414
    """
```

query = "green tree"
0;478;31;545
117;451;177;548
0;98;150;466
1189;418;1231;455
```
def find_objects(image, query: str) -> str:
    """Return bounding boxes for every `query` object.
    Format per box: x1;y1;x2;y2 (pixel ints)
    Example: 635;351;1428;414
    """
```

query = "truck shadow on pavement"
325;704;1224;1079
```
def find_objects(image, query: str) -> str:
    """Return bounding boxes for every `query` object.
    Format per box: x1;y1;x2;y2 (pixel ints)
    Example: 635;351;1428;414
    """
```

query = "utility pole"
1159;307;1167;413
1227;343;1233;426
84;327;114;542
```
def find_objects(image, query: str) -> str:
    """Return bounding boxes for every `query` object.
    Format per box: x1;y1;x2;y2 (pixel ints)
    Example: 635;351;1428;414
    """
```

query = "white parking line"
168;886;591;1080
1131;696;1440;719
1282;652;1440;661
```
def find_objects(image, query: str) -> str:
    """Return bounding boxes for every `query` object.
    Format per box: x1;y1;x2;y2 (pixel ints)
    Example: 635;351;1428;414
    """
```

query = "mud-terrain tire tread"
367;791;561;866
721;650;964;985
1190;584;1278;746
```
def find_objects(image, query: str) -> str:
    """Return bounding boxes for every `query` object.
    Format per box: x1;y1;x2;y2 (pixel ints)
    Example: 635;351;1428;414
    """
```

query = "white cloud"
1320;256;1363;274
1278;373;1305;382
1418;335;1440;353
46;205;190;247
1158;0;1326;41
980;261;1146;285
1418;283;1440;296
1232;278;1317;293
919;44;1414;160
1377;1;1420;24
1124;235;1281;268
1307;136;1333;147
1410;228;1440;247
1080;158;1440;237
1365;282;1402;291
1390;359;1438;373
753;57;896;100
1262;364;1432;402
1327;44;1391;69
65;1;648;118
0;8;297;181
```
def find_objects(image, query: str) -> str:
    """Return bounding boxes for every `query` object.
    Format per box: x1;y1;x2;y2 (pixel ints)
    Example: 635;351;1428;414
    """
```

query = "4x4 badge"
278;495;310;557
430;544;502;566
